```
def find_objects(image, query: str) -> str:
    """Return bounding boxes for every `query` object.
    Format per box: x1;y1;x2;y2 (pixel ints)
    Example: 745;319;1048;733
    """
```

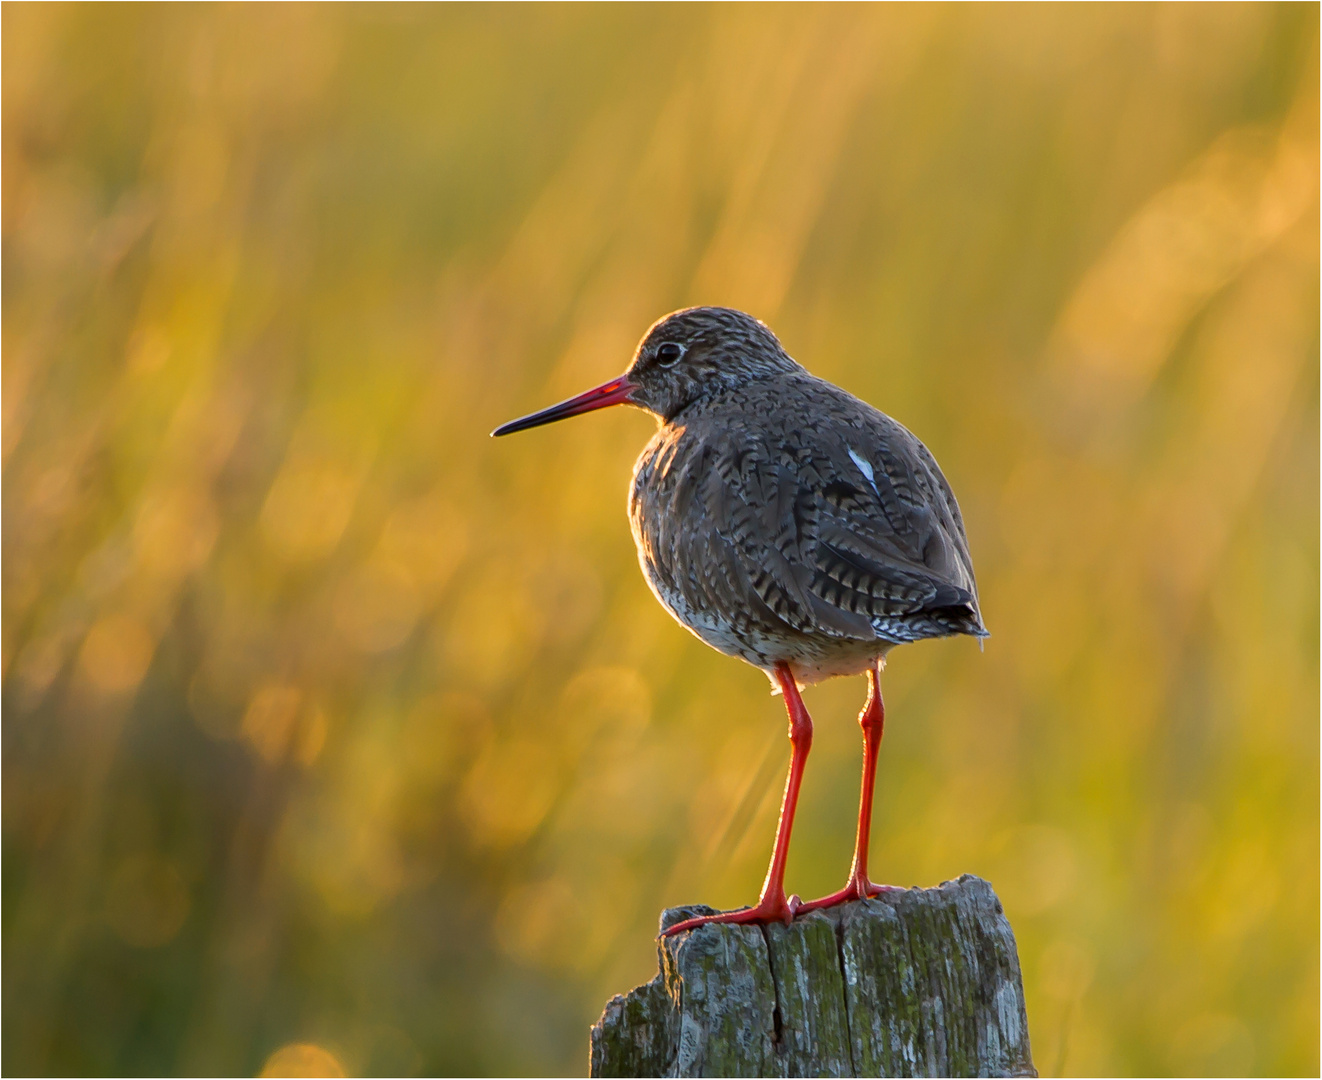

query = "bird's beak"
491;374;639;436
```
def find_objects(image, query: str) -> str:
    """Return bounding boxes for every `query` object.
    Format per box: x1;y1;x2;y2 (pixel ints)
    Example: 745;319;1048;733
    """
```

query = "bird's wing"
797;410;981;624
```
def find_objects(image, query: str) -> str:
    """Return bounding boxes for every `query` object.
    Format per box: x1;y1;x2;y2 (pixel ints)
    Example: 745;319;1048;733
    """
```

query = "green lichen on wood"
590;975;675;1078
763;913;852;1077
590;876;1035;1078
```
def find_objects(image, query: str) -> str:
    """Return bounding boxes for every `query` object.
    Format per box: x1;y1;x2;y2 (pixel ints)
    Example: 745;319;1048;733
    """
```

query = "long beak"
491;374;639;436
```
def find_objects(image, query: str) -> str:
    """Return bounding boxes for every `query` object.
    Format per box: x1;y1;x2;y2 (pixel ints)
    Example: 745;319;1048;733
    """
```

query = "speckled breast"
627;424;777;669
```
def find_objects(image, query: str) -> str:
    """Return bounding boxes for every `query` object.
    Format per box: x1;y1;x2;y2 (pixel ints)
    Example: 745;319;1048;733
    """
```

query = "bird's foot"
797;875;899;914
660;892;803;937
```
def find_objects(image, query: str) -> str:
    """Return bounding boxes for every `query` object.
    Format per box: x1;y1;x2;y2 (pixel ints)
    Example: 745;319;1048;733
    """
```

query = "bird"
492;306;986;937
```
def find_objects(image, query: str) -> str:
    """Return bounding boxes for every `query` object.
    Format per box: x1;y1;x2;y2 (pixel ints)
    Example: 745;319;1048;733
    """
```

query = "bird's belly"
785;640;894;687
636;555;776;666
636;549;891;686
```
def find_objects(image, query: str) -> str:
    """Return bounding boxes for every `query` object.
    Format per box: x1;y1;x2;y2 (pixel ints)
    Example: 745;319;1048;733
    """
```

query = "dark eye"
655;342;684;366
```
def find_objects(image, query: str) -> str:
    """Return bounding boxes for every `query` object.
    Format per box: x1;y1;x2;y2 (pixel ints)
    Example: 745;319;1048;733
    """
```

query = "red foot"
798;875;899;914
661;892;803;937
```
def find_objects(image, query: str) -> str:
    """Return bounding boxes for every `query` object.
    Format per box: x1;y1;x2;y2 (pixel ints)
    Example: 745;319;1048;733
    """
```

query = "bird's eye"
655;342;684;366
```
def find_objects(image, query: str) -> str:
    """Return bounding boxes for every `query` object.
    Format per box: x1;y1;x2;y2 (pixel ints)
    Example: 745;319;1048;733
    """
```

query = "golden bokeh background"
3;5;1317;1076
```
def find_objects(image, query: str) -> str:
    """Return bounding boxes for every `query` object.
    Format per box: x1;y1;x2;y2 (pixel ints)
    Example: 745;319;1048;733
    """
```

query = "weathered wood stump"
590;875;1035;1078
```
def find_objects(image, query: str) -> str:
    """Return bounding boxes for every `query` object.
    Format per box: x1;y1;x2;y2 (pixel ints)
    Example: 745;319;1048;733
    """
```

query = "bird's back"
629;371;985;683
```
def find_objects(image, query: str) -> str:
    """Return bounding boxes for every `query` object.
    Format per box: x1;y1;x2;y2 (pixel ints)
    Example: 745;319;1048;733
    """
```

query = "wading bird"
493;307;985;936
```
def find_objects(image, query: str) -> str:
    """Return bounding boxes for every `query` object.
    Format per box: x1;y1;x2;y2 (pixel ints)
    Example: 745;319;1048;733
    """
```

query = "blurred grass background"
3;4;1318;1076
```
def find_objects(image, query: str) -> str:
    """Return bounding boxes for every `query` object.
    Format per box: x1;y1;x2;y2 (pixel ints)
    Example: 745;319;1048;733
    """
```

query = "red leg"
662;663;812;936
799;664;897;913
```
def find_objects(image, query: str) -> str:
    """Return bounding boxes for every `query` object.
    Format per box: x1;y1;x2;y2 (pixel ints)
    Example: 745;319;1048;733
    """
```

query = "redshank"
493;307;986;936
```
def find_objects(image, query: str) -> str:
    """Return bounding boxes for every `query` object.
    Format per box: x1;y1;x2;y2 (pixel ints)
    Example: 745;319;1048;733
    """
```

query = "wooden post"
590;875;1035;1078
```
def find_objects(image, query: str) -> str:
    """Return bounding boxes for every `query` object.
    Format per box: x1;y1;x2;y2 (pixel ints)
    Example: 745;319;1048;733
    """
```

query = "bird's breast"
627;423;699;607
627;424;764;660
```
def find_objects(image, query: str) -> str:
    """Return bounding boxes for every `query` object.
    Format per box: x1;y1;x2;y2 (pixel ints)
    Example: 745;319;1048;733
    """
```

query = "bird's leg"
799;664;897;913
662;662;811;937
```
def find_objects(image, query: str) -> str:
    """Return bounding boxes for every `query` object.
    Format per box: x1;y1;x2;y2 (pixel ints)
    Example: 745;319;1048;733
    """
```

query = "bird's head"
492;307;800;436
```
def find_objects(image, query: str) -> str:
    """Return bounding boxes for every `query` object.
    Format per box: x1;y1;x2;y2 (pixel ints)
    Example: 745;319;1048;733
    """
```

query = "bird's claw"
661;892;802;937
784;893;802;924
662;881;901;935
797;877;899;914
